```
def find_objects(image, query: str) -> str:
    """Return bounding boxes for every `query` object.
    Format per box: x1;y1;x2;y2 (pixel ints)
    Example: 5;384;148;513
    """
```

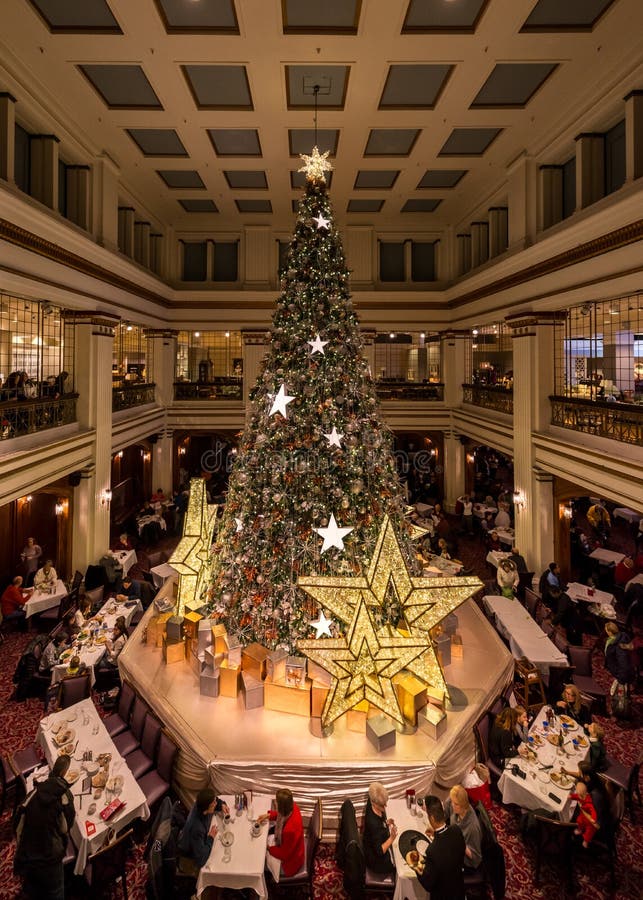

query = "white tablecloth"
625;573;643;593
388;797;429;900
150;562;179;589
495;528;515;547
566;582;615;607
422;555;462;577
474;504;498;519
37;698;150;874
109;549;137;577
589;548;625;565
415;503;434;516
482;595;568;679
196;793;273;899
486;550;511;569
497;707;588;820
24;579;68;618
613;507;640;524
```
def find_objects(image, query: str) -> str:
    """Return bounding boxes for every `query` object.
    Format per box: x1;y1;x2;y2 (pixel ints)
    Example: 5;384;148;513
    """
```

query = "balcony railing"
174;379;243;401
0;394;78;441
376;381;444;401
550;395;643;445
112;383;156;412
462;384;514;415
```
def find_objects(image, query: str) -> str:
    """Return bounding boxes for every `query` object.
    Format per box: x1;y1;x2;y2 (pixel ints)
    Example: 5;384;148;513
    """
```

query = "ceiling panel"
153;0;239;33
379;64;453;109
157;170;205;189
291;170;333;189
402;0;489;33
289;129;339;156
179;199;219;212
78;65;162;109
417;169;467;188
471;63;558;108
127;129;188;157
223;170;268;189
354;170;400;189
347;199;384;212
521;0;617;31
401;199;442;212
208;129;262;156
27;0;121;32
364;129;421;156
182;65;253;109
236;199;273;212
282;0;361;33
286;66;350;109
438;128;502;156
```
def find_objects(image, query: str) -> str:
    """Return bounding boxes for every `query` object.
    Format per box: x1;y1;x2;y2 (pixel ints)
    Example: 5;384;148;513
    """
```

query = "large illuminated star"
299;596;428;726
298;514;482;697
169;478;218;616
298;146;333;184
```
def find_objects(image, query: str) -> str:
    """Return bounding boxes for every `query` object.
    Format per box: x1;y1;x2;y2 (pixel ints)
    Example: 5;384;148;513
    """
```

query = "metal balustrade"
112;383;156;412
0;394;78;440
173;379;243;401
375;382;444;401
550;395;643;445
462;384;514;415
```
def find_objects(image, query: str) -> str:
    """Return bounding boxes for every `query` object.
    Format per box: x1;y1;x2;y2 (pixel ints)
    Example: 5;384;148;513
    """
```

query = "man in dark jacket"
412;795;465;900
14;754;75;899
177;787;228;875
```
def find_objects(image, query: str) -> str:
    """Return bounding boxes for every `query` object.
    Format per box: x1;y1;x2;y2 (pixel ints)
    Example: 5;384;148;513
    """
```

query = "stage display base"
120;599;513;825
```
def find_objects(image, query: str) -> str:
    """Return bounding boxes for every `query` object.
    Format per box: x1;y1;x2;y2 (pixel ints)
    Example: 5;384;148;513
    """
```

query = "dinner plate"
95;634;107;644
54;727;75;746
59;649;73;663
559;716;578;731
537;770;549;784
550;771;574;790
65;769;80;785
76;632;89;643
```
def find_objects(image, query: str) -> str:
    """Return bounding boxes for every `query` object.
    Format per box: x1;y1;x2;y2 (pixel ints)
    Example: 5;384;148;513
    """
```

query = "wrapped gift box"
183;610;203;640
285;656;307;688
366;714;396;752
219;660;241;698
148;612;173;647
241;672;264;710
204;647;224;670
212;624;227;654
162;635;186;665
418;704;447;740
442;613;458;636
225;633;242;666
242;643;269;681
393;674;428;725
187;643;201;676
307;659;331;683
346;700;369;733
451;633;463;659
198;619;213;655
311;681;330;718
166;615;184;643
426;685;445;710
264;676;312;717
266;648;288;682
200;663;220;698
435;633;451;668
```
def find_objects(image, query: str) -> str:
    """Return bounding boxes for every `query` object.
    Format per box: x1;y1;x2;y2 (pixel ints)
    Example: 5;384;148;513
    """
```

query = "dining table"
482;595;568;679
24;579;68;618
625;573;643;593
196;793;273;899
486;550;511;569
36;697;150;875
589;548;626;565
108;548;137;577
565;582;616;618
422;554;462;577
387;796;430;900
494;528;515;547
474;503;498;519
497;706;589;821
613;507;640;524
149;562;179;589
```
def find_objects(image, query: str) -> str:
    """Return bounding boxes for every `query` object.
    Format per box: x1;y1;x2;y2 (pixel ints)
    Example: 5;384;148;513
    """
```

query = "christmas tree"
205;148;416;650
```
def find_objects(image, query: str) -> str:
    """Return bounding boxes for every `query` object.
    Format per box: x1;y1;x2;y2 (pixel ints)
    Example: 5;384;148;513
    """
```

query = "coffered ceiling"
1;0;641;236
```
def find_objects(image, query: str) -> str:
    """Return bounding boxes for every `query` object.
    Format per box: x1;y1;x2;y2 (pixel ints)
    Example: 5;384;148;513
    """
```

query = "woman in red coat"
258;788;304;876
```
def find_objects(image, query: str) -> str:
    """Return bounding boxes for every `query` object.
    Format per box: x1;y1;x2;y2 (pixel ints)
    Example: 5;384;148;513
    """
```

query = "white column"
134;220;151;268
146;329;178;495
30;134;59;209
488;207;508;257
625;90;643;182
118;207;135;257
242;331;268;416
575;133;605;209
507;152;537;250
440;329;468;409
66;165;91;230
538;166;563;231
92;153;120;250
443;431;466;514
0;92;16;182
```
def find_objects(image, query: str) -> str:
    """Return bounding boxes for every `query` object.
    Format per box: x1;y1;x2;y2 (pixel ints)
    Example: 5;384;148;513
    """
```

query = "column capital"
0;91;17;103
242;329;270;346
439;328;471;341
361;329;376;344
144;328;179;340
63;309;120;336
624;90;643;102
79;465;96;479
505;311;567;336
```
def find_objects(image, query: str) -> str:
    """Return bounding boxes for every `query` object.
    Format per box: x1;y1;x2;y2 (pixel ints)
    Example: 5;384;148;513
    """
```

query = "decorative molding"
62;309;120;336
439;328;471;340
144;328;180;340
241;330;269;345
505;311;568;337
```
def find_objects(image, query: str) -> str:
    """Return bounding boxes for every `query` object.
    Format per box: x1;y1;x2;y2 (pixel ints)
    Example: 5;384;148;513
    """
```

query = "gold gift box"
241;642;269;681
346;700;369;732
451;633;463;659
263;676;312;717
162;635;186;665
212;624;227;654
148;612;173;648
219;660;241;698
311;681;330;718
393;674;427;725
426;684;445;711
183;610;203;640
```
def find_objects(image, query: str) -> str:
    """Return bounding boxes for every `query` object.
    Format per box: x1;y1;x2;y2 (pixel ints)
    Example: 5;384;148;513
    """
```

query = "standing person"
410;795;465;900
257;787;305;877
508;546;528;574
177;787;228;875
604;622;634;714
14;754;75;900
496;559;518;598
362;781;397;875
1;575;29;629
461;495;474;535
20;537;42;588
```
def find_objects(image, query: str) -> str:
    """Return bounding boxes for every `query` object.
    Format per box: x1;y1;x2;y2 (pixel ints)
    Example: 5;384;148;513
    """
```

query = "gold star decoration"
168;478;218;616
298;146;333;184
297;515;482;710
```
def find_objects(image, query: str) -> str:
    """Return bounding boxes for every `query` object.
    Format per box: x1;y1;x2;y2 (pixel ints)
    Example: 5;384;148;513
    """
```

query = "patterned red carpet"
1;530;641;899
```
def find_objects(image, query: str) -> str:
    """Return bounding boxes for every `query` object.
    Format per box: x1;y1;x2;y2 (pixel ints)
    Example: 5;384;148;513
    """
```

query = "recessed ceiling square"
235;199;273;213
157;170;205;189
354;170;400;189
471;63;558;108
347;199;384;213
79;65;162;109
179;199;218;212
439;128;501;156
291;170;333;189
289;129;339;156
285;66;350;109
223;171;268;189
379;64;453;109
283;0;361;33
401;199;442;212
417;169;467;188
127;129;188;157
27;0;121;32
182;65;253;109
521;0;616;31
402;0;489;32
208;129;262;156
364;129;420;156
153;0;239;33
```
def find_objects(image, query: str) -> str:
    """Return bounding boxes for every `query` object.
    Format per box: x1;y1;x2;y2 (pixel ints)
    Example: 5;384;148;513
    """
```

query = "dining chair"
124;714;162;779
58;672;91;709
473;710;503;786
113;695;149;757
84;827;133;900
138;731;179;813
104;681;137;738
567;645;608;712
336;798;365;899
524;589;541;620
600;750;642;820
269;797;323;897
0;744;42;814
84;585;105;613
530;815;577;890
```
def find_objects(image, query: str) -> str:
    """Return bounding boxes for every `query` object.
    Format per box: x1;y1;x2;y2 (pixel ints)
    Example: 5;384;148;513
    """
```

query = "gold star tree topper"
168;478;218;616
297;515;482;726
298;146;333;184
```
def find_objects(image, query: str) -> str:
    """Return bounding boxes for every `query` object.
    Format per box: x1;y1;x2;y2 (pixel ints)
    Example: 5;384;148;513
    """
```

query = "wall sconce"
55;499;66;516
179;446;187;456
559;502;573;520
101;489;113;506
513;489;526;509
143;451;151;463
115;450;123;460
466;453;475;464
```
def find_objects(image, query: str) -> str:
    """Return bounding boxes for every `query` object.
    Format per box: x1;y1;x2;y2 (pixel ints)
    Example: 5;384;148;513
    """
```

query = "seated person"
556;683;591;727
177;787;228;875
1;575;29;628
33;559;57;593
362;781;397;875
111;533;133;552
97;622;127;668
570;780;598;848
39;633;68;673
65;655;87;677
73;596;92;629
481;512;495;533
437;538;451;559
151;488;166;502
550;588;584;645
489;707;528;768
410;795;465;900
614;556;635;588
116;576;141;603
513;706;529;744
508;546;528;574
487;531;502;552
257;788;305;877
563;723;607;790
61;609;80;640
443;785;482;869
